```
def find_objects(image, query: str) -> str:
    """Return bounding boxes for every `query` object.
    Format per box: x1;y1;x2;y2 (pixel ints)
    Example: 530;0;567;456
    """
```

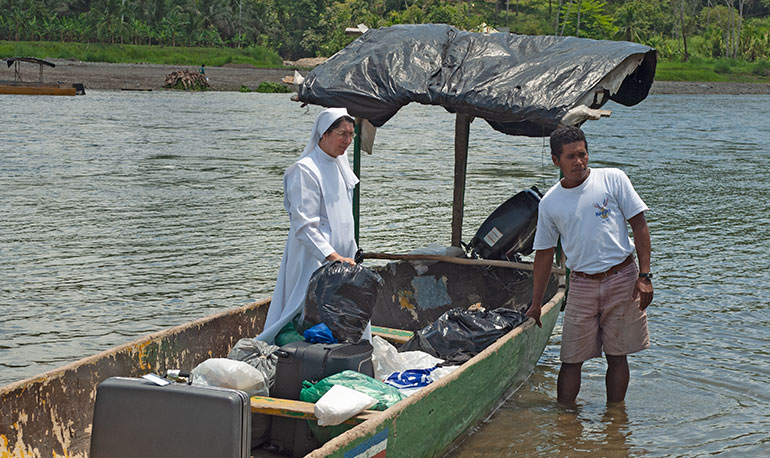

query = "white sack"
191;358;268;397
314;384;377;426
371;335;443;380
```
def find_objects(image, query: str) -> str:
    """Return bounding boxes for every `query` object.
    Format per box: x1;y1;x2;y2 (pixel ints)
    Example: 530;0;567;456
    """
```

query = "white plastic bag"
372;336;443;380
408;243;465;274
314;384;377;426
191;358;268;397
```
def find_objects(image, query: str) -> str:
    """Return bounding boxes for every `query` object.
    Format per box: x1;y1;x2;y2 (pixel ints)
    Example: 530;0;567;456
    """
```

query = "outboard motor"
468;186;542;261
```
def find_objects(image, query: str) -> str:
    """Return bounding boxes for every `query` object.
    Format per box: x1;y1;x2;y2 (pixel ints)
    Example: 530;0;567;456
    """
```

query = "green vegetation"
1;0;770;83
256;81;292;93
657;57;770;82
0;40;282;68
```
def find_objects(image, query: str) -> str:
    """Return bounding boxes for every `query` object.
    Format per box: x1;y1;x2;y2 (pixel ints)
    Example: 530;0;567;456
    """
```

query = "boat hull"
0;82;84;96
0;261;563;458
309;286;564;458
0;299;270;458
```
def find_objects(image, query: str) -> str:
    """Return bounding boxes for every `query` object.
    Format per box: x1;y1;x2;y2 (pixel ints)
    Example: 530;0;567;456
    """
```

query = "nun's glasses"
331;129;356;140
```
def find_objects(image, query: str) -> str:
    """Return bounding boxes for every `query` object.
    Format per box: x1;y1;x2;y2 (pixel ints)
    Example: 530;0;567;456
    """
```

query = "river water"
1;91;769;456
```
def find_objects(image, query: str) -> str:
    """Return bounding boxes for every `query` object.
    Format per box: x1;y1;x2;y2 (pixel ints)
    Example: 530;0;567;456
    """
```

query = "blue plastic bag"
303;323;338;344
384;368;437;390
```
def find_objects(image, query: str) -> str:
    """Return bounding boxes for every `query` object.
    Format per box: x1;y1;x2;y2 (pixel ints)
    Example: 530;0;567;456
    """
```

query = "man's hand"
526;303;542;328
633;278;653;310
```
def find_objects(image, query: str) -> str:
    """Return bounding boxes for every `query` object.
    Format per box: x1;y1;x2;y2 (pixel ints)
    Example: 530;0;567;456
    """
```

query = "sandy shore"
650;80;770;94
0;59;291;91
3;58;770;94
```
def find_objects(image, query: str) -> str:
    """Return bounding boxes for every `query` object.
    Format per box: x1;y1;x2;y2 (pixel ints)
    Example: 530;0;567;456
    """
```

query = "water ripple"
2;92;770;456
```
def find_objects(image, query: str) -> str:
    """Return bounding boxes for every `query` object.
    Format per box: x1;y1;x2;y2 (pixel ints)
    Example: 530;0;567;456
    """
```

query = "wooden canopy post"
451;114;472;247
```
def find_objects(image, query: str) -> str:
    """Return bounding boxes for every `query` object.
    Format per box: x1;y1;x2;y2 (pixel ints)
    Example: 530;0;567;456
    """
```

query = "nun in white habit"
259;107;372;344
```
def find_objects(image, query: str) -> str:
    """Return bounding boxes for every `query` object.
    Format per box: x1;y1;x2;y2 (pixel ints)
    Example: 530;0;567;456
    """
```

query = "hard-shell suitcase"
273;340;375;400
89;376;251;458
269;340;374;456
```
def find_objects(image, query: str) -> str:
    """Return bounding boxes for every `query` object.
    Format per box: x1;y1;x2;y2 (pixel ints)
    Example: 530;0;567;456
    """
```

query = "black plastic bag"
400;307;528;364
227;338;280;391
303;261;384;343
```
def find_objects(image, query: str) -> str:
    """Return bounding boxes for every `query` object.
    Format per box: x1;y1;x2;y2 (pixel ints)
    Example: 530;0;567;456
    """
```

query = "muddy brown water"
1;91;768;456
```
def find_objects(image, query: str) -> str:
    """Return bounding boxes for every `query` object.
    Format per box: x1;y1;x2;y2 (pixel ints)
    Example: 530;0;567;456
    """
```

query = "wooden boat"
0;261;563;458
1;57;85;96
0;24;656;458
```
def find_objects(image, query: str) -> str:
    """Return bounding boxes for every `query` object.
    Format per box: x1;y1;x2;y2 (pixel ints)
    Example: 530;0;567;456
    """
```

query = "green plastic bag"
300;370;407;411
274;319;304;347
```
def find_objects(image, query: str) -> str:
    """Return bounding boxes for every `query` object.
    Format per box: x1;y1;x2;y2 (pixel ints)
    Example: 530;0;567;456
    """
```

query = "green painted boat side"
309;287;564;458
1;262;562;458
0;299;270;458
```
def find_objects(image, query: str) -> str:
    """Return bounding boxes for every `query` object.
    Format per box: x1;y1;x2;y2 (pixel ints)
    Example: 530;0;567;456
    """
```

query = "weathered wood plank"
251;396;379;424
371;326;413;344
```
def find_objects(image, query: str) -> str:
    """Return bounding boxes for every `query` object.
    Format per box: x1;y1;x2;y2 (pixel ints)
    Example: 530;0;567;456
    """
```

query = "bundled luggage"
268;340;375;456
401;307;529;364
302;261;383;342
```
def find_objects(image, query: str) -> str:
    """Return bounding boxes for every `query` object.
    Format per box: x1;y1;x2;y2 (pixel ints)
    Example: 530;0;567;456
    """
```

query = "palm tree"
614;4;646;43
160;8;186;46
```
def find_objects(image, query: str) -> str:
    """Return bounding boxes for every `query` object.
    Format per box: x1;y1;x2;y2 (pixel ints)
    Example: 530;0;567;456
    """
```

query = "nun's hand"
326;252;356;265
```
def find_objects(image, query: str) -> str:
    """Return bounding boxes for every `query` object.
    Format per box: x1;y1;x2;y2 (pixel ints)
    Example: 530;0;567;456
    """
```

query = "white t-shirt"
533;168;648;274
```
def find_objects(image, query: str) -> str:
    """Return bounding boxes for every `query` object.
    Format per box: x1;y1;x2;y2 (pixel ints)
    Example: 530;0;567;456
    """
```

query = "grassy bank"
0;41;284;68
656;57;770;83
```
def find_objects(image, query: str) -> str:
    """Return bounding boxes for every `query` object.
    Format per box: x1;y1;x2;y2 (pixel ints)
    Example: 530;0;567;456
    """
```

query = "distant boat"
1;57;85;96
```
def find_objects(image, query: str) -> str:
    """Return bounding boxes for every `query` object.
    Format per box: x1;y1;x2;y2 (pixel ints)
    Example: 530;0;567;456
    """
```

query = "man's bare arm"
629;212;653;309
527;248;555;327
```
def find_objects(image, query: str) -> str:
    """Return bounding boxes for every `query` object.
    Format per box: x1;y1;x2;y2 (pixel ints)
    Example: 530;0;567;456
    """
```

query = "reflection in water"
552;404;631;458
449;356;636;457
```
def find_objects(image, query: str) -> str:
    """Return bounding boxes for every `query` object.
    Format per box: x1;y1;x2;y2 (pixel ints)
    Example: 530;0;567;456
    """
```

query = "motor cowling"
468;186;542;260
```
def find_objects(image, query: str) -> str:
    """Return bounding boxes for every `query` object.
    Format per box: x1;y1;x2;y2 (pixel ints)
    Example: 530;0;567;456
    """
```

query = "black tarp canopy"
297;24;656;137
4;57;56;68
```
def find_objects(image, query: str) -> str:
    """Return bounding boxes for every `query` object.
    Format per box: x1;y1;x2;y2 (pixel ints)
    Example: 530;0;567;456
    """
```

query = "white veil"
289;107;359;189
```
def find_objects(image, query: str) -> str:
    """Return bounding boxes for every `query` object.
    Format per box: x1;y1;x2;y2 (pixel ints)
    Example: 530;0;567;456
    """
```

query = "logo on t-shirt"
593;198;611;219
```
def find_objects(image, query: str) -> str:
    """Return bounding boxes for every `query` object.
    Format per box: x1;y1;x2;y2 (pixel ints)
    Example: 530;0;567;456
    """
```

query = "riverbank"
3;59;770;94
0;59;291;91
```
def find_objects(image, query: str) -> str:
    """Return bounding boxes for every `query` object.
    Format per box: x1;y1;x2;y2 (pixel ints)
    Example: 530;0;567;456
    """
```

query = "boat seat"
250;396;379;425
371;326;413;344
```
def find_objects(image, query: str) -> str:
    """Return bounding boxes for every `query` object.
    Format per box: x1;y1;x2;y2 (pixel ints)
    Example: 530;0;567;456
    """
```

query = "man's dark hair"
325;115;355;133
550;126;587;157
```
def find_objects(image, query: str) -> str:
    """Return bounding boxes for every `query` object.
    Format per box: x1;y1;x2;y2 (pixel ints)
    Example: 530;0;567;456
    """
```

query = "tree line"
1;0;769;61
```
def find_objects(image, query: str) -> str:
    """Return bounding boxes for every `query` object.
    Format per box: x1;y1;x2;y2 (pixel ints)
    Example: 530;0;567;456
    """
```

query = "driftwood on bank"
164;69;209;90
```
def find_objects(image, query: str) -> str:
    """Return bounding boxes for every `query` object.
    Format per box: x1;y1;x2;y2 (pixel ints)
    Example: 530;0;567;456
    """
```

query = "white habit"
259;108;363;344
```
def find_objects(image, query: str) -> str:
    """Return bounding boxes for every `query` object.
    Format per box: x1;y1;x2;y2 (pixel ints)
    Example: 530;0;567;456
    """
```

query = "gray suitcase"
90;376;251;458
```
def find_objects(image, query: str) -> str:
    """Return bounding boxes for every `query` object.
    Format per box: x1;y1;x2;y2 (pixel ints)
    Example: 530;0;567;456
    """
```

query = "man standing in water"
526;125;654;404
259;108;362;343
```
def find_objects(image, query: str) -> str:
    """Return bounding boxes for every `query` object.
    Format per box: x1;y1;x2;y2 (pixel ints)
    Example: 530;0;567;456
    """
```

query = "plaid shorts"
560;261;650;364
